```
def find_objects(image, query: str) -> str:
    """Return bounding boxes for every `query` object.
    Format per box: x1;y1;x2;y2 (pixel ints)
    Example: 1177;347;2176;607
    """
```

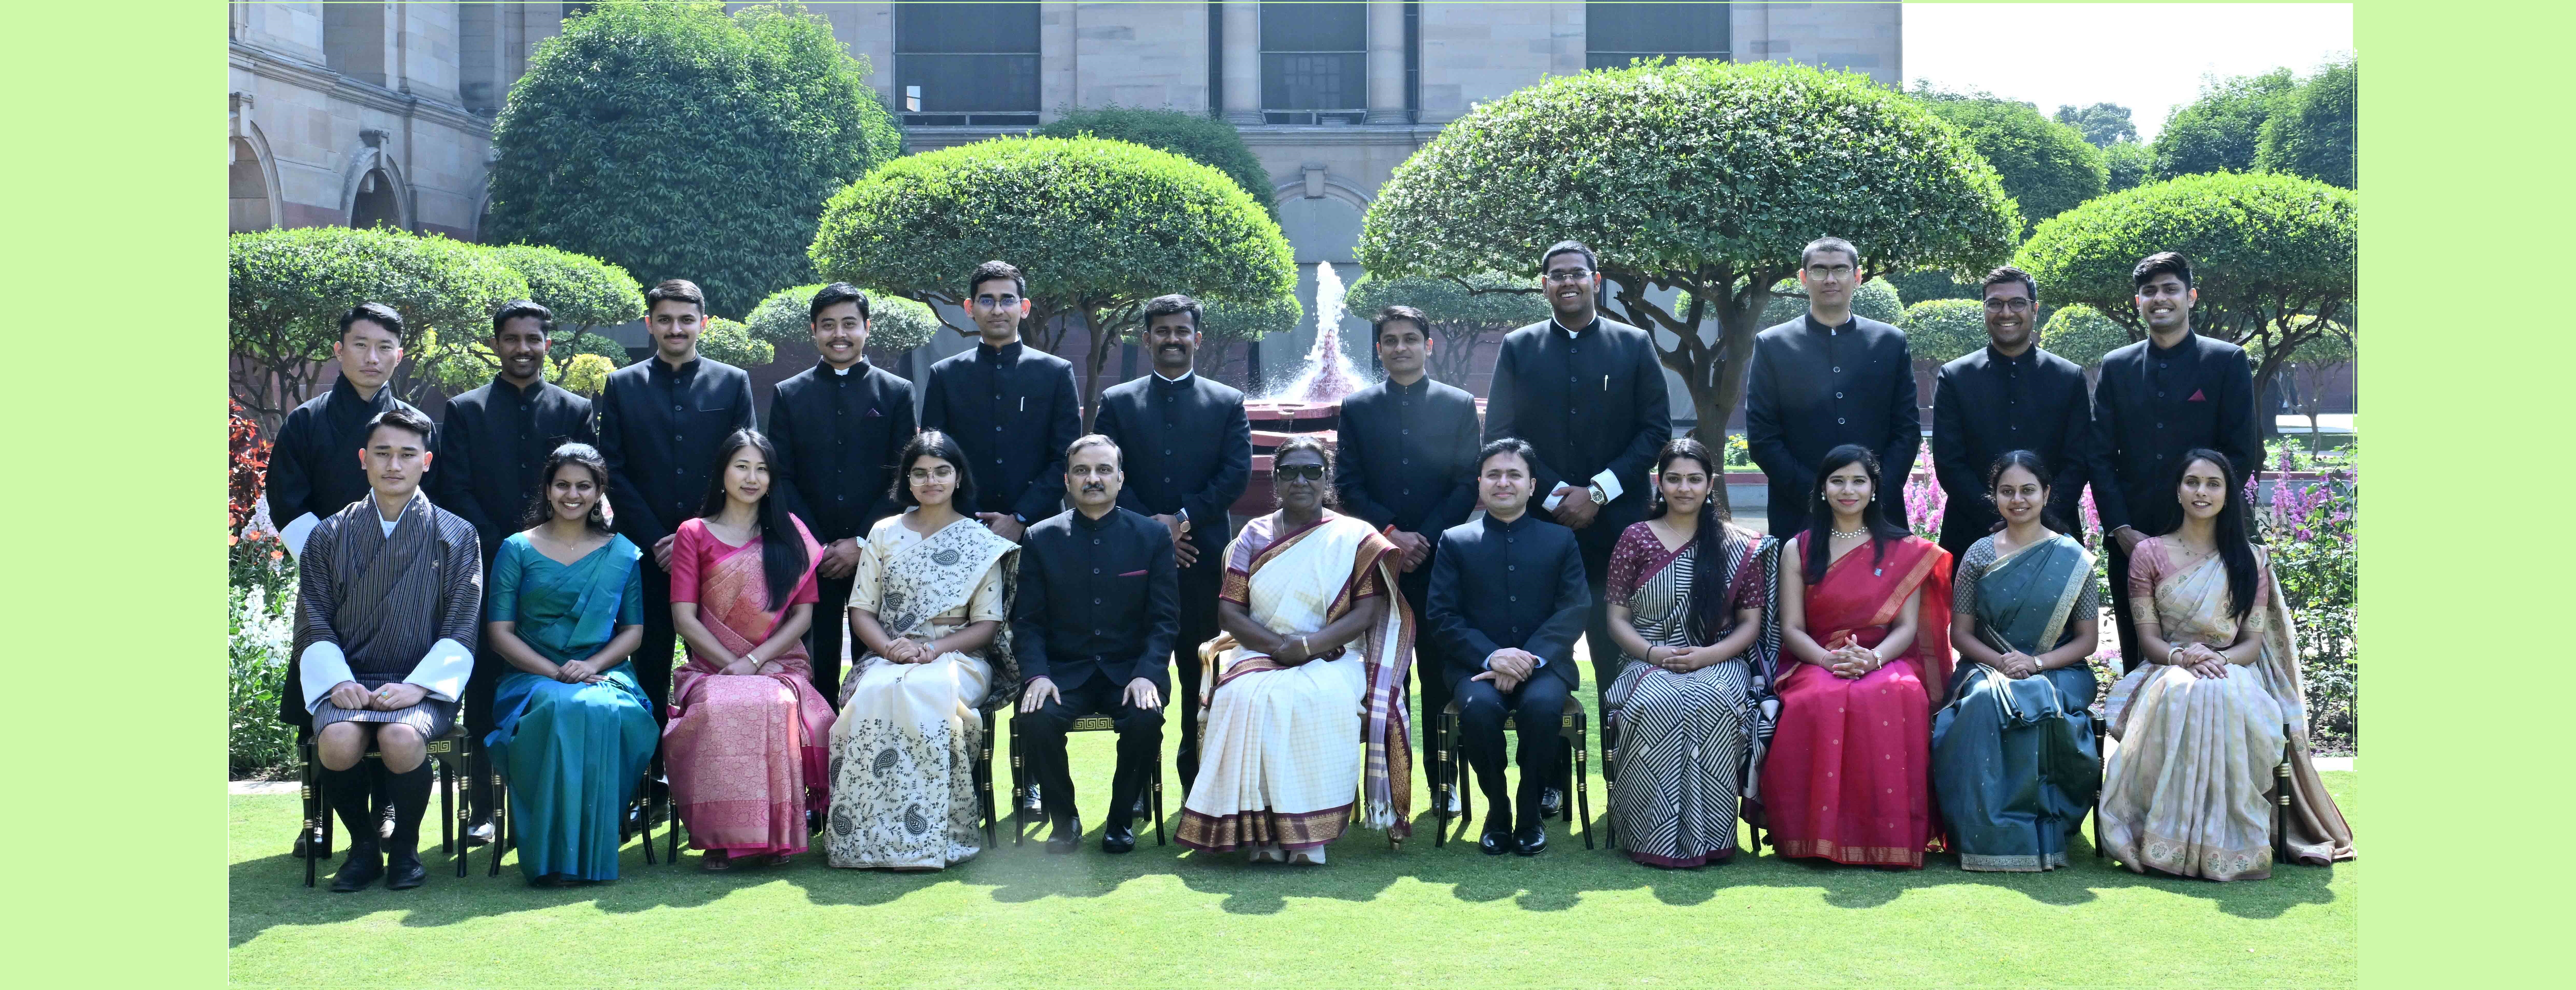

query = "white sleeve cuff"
1541;485;1574;512
405;638;475;702
280;513;321;560
299;641;353;714
1588;469;1623;505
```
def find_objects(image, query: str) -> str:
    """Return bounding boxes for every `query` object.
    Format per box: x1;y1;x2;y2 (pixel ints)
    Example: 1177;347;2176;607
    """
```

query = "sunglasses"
1273;464;1327;482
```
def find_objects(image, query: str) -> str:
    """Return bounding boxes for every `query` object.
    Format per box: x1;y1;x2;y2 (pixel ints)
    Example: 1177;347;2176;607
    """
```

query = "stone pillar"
1220;1;1261;124
1365;1;1406;123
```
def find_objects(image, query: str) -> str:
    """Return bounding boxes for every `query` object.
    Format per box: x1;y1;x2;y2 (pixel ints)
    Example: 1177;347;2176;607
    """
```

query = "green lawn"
229;693;2357;988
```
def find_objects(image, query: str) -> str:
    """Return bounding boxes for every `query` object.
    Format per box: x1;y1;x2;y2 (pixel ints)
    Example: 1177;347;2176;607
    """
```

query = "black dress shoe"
380;802;399;840
1131;794;1150;820
464;819;496;848
292;828;315;859
1045;816;1083;854
1479;823;1513;856
385;849;427;890
1101;824;1137;854
1023;783;1046;813
329;846;384;893
1513;824;1549;857
1540;787;1565;818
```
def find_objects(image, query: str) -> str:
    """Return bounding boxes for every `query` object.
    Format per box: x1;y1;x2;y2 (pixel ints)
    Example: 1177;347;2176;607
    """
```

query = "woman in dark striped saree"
1601;438;1778;868
1930;451;2101;872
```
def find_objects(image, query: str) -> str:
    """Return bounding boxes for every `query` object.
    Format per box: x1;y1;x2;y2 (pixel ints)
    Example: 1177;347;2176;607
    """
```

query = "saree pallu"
2099;544;2355;880
1931;533;2099;872
484;536;657;882
1759;534;1952;868
1604;525;1778;868
1177;512;1413;853
825;517;1018;869
664;526;836;857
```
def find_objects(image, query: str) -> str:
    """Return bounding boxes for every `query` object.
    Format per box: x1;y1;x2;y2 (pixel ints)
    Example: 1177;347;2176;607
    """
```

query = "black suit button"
1507;565;1515;572
1833;366;1842;374
1837;417;1846;425
1093;568;1101;574
1093;598;1102;605
1401;489;1410;496
673;405;682;412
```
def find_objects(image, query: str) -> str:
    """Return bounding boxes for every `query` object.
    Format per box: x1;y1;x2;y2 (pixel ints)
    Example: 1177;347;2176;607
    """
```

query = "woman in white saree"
824;431;1020;870
1176;438;1414;864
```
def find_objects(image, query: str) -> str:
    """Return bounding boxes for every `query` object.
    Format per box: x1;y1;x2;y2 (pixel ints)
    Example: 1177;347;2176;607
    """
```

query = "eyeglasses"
1804;264;1855;278
972;294;1023;309
1273;464;1327;482
1983;299;2033;313
907;465;957;482
1541;269;1594;284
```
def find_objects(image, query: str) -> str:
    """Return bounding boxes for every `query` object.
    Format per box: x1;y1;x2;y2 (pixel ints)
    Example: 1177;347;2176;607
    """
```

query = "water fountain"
1235;263;1376;513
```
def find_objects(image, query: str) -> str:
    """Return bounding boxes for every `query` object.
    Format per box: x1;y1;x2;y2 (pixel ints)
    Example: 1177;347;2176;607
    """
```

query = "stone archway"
350;169;402;229
229;133;281;232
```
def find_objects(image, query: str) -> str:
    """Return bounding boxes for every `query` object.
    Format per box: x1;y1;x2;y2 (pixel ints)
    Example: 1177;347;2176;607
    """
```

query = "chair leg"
666;761;681;864
2273;723;2293;865
1570;720;1592;850
1151;759;1168;847
638;763;658;867
1008;715;1027;846
2093;717;2110;859
302;739;321;888
979;710;998;849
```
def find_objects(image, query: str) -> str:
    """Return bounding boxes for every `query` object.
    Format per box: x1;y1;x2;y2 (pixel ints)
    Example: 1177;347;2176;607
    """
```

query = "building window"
322;1;388;87
897;2;1041;126
1586;2;1730;71
1260;2;1366;123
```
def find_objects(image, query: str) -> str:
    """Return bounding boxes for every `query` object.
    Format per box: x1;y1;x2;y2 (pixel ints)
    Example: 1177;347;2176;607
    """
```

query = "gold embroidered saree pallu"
1177;512;1413;853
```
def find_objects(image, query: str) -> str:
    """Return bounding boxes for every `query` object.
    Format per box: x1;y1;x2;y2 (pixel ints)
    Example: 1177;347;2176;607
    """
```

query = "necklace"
1830;527;1869;540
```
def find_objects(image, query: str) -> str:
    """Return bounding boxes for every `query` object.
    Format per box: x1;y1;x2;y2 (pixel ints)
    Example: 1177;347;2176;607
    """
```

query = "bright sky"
1902;3;2354;142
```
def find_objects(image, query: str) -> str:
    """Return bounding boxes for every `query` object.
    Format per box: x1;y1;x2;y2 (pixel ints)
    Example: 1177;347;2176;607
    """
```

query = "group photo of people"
259;238;2354;894
197;4;2381;985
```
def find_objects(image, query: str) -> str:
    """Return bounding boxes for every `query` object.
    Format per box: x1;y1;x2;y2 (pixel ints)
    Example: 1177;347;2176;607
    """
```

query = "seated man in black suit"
1427;438;1590;856
1013;435;1181;853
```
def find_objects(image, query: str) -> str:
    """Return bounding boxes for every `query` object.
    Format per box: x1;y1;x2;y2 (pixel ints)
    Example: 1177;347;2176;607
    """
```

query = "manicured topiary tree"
696;316;774;369
746;282;943;368
1357;60;2018;497
492;243;645;381
2036;303;2128;368
229;226;527;423
1912;84;2109;226
1343;271;1549;385
1899;298;1990;366
810;135;1297;424
2014;171;2356;400
1036;106;1276;218
2255;56;2357;189
483;1;904;318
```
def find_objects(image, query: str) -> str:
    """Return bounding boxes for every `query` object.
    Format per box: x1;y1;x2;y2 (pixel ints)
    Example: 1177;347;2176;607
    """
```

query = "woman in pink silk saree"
1759;445;1953;869
664;431;837;869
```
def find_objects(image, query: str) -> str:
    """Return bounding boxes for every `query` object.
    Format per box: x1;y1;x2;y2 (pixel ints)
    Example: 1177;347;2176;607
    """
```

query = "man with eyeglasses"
1483;240;1672;709
1012;435;1180;854
1092;294;1251;795
918;260;1082;545
1745;236;1921;536
2083;251;2261;670
1929;266;2096;558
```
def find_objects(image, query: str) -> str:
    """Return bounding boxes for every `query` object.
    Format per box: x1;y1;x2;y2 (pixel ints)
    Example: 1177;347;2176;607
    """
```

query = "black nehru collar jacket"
1483;314;1672;534
1092;370;1251;557
1013;505;1181;694
768;358;919;544
1930;343;2093;551
919;339;1083;524
2087;330;2261;538
595;353;758;551
1745;311;1922;534
1334;374;1481;539
434;375;596;561
268;375;428;527
1425;510;1591;691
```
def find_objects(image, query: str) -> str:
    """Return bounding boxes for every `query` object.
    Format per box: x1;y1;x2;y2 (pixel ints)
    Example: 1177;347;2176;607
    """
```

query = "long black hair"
1647;438;1735;644
1803;443;1909;583
2164;448;2259;621
1984;449;2067;534
887;430;980;512
520;442;614;535
696;428;809;610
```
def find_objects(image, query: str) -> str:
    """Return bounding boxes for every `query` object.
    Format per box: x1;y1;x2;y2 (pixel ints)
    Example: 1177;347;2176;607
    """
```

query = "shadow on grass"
231;792;2340;946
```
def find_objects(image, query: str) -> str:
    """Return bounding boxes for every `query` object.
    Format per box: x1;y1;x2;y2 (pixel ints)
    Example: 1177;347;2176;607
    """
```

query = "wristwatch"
1588;482;1609;504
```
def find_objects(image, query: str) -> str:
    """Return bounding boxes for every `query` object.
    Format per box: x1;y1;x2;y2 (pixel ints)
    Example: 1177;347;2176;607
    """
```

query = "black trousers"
637;552;677;726
1020;676;1164;829
1397;565;1450;770
1170;555;1222;792
463;639;504;821
1574;519;1620;697
805;572;856;703
2107;540;2142;673
1454;672;1571;826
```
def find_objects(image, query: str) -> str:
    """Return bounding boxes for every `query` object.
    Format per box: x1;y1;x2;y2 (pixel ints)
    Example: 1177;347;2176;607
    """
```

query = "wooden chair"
299;724;475;887
1430;695;1591;849
661;712;997;861
1006;710;1168;847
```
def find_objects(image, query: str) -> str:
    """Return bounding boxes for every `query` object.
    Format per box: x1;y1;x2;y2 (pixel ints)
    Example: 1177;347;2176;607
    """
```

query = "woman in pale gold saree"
2099;449;2355;880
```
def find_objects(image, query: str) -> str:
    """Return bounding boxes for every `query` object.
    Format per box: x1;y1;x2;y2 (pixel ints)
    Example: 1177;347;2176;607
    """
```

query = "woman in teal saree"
483;444;657;885
1931;451;2102;872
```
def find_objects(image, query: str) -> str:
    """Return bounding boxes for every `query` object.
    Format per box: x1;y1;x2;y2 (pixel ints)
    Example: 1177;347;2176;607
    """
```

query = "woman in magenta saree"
1760;445;1953;868
664;430;837;869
